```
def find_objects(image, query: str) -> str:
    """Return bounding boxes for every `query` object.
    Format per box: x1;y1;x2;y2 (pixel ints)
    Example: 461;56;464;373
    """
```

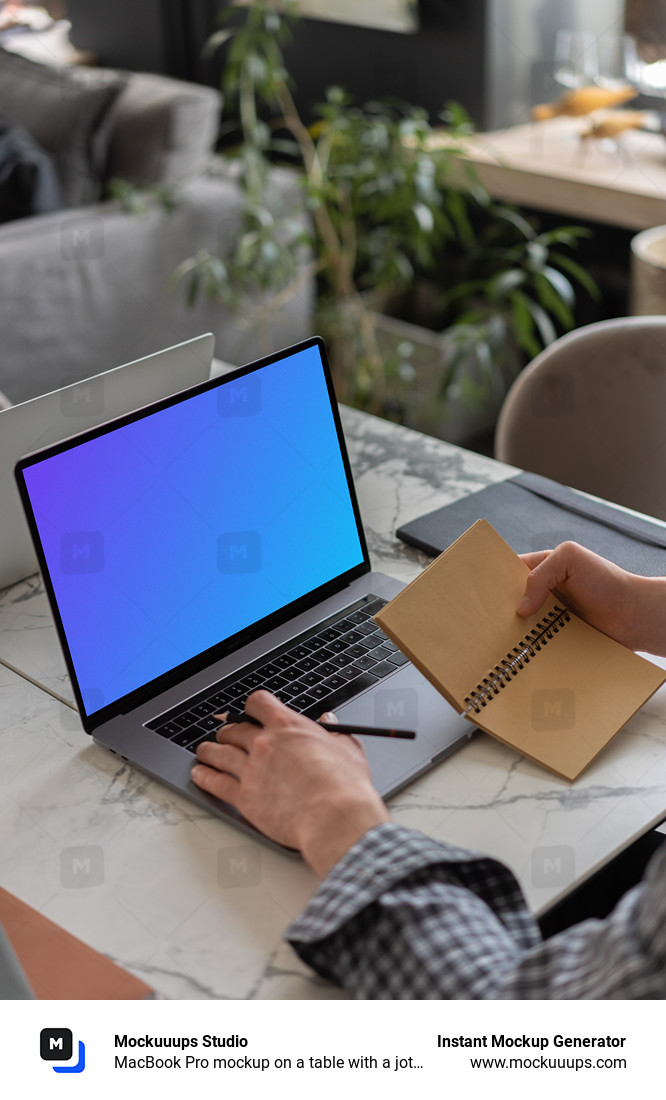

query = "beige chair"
494;316;666;522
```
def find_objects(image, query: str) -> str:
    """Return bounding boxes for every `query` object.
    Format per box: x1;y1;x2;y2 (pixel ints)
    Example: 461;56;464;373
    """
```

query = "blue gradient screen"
21;345;365;716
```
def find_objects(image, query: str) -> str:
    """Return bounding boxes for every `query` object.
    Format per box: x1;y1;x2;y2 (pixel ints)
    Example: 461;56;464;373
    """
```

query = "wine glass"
554;30;599;89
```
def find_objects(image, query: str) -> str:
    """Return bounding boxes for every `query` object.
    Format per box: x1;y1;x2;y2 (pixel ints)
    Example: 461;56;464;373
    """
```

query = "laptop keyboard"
145;595;406;753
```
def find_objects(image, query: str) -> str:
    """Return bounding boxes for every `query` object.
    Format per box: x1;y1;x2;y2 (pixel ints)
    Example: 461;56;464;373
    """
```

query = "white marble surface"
2;408;666;999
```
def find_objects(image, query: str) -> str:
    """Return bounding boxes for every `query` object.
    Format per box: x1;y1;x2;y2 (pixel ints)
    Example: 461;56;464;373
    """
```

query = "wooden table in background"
450;116;666;231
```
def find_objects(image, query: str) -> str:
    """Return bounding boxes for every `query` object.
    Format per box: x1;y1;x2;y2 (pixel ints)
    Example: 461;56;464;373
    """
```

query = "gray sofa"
0;63;314;405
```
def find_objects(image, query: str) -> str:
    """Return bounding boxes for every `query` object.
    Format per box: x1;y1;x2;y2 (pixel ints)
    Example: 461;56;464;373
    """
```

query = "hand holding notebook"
375;520;666;780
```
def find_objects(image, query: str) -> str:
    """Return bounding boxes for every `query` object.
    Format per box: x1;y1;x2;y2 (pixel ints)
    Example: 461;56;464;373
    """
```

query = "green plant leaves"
533;268;574;328
510;292;541;359
412;202;435;233
487;268;526;299
549;252;600;300
170;0;600;424
202;28;235;59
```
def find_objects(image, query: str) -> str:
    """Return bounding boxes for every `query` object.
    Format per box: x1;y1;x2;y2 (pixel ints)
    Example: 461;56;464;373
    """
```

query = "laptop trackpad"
332;666;471;798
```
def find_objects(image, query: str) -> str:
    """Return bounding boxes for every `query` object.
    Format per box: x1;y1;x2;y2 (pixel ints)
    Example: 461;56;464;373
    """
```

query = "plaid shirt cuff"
285;824;666;998
285;823;540;997
287;822;531;943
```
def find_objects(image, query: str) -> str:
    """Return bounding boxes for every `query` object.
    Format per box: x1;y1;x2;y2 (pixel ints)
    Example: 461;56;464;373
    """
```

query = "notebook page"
376;519;666;779
375;519;561;711
472;612;665;779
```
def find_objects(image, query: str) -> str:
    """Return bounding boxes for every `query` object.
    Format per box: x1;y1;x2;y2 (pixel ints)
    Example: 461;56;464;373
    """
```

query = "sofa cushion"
104;72;221;186
0;169;313;406
0;46;124;206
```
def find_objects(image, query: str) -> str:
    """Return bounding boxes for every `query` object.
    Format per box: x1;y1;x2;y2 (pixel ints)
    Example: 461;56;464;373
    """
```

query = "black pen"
215;711;416;740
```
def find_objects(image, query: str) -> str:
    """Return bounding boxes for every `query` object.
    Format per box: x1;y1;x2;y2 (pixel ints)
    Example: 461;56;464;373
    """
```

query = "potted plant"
366;205;596;443
172;0;595;445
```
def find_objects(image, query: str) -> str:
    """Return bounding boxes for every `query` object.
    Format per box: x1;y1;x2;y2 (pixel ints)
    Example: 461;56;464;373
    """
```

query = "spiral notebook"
375;519;666;780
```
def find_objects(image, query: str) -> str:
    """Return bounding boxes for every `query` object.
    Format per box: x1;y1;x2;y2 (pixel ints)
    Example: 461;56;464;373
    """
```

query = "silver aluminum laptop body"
15;338;471;847
0;334;214;590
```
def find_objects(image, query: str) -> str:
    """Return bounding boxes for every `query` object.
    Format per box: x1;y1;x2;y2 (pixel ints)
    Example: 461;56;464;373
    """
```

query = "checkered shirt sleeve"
285;823;666;998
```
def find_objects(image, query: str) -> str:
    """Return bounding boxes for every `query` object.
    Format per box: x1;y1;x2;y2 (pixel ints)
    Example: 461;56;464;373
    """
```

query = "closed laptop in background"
0;333;214;589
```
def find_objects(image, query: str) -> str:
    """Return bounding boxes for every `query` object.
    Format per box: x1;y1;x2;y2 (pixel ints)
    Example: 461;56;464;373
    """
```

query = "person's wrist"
633;575;666;655
296;787;389;878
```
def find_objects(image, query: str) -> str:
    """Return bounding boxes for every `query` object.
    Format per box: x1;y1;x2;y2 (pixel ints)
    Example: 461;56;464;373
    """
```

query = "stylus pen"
216;712;416;740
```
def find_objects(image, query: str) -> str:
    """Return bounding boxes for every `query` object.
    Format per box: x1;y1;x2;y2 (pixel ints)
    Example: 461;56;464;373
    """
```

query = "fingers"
517;543;576;616
192;739;248;806
318;709;342;737
191;761;239;805
245;688;296;727
518;564;560;616
214;691;290;747
519;550;552;569
517;551;556;616
213;713;256;751
196;740;247;776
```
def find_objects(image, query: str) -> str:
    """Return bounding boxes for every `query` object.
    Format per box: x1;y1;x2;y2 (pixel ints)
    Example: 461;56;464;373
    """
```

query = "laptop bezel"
14;336;371;735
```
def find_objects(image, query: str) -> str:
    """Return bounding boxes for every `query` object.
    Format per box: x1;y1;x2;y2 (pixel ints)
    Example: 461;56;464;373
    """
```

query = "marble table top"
2;406;666;999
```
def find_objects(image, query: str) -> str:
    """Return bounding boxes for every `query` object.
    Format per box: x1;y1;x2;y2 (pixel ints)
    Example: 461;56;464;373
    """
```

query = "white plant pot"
631;225;666;315
371;310;507;446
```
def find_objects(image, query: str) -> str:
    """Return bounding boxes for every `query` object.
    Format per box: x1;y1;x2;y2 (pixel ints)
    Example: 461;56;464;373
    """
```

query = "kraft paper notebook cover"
0;886;152;999
375;519;666;780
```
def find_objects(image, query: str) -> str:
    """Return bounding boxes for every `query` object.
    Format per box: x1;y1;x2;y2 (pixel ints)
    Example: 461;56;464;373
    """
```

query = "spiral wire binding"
462;605;571;717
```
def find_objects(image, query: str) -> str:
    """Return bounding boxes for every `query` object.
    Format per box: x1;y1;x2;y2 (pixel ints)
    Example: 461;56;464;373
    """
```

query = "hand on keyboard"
191;690;389;875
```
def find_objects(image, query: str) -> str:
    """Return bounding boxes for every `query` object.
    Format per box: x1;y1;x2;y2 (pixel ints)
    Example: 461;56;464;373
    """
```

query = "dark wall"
68;0;191;76
280;2;487;125
68;1;490;126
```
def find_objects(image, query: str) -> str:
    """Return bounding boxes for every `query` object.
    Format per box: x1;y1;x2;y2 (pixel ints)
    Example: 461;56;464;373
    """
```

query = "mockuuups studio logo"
217;375;261;416
217;845;261;888
40;1028;86;1074
60;845;104;888
217;532;261;574
60;377;105;418
531;688;575;731
60;531;104;574
531;845;575;888
374;687;418;727
60;217;105;260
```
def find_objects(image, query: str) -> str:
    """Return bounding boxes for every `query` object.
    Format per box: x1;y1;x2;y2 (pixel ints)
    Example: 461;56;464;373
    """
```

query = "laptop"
15;337;471;846
0;333;215;590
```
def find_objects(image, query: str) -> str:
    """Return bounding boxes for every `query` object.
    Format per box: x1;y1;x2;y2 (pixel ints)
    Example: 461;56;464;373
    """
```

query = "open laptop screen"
18;341;366;719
